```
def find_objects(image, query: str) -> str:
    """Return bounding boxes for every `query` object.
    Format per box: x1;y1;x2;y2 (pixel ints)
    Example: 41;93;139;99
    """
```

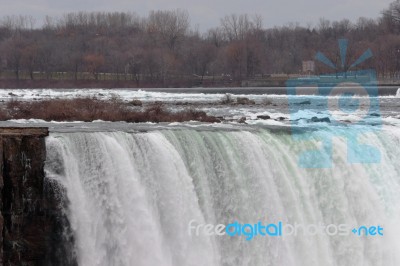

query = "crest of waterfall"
45;127;400;266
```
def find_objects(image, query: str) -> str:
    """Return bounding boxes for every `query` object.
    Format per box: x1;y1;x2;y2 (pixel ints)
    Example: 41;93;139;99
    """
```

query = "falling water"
44;126;400;266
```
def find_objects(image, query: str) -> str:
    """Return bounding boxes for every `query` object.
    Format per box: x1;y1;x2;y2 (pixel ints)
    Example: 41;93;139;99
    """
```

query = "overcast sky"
0;0;395;30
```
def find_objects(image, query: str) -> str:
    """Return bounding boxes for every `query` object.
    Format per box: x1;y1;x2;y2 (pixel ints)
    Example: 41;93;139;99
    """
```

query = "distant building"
302;61;315;74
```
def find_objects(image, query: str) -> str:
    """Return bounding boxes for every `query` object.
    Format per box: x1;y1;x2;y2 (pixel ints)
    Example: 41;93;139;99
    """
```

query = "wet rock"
238;117;247;123
236;97;255;105
130;99;143;106
175;102;189;105
310;116;331;123
296;100;311;105
277;117;286;121
257;115;271;120
370;113;380;117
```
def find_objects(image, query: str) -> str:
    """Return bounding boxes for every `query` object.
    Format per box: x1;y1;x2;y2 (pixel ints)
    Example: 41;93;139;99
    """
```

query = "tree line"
1;1;400;87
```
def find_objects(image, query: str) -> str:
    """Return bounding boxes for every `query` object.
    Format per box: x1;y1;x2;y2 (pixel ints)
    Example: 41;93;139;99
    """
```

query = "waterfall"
44;127;400;266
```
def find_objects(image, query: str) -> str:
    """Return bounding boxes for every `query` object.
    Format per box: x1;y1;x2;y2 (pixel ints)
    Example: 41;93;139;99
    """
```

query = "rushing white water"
45;125;400;266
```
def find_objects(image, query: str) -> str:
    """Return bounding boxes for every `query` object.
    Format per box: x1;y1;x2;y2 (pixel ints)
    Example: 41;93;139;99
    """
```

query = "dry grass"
0;98;220;123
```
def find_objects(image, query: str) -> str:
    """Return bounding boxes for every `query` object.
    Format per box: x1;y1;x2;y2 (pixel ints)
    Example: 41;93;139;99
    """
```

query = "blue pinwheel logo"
316;39;373;72
286;39;381;168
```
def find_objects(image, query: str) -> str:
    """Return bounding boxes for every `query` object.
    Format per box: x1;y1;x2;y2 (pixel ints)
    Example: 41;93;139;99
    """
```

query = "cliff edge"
0;127;69;266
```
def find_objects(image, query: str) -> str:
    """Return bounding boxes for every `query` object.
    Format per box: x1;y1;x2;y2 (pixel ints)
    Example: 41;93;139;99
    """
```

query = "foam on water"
1;88;397;103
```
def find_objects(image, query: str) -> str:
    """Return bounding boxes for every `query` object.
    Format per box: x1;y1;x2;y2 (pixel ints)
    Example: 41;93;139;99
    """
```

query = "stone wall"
0;127;71;266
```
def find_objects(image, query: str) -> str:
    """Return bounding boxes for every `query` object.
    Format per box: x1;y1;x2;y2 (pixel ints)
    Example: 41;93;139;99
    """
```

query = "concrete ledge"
0;127;49;137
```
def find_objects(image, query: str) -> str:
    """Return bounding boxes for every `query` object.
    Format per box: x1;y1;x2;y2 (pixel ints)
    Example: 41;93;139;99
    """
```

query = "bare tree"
3;37;25;79
206;27;224;47
21;42;39;79
147;9;189;50
0;6;397;84
220;14;254;41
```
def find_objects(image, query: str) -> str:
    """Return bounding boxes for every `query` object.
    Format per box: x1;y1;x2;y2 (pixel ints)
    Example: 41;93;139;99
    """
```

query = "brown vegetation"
0;98;220;123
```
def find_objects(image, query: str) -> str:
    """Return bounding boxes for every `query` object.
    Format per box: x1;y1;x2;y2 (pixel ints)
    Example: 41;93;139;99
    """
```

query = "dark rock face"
0;127;75;266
